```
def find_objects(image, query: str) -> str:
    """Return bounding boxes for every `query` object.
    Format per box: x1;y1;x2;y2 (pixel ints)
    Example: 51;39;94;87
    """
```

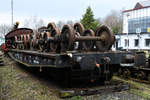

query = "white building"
113;0;150;51
113;33;150;50
123;0;150;33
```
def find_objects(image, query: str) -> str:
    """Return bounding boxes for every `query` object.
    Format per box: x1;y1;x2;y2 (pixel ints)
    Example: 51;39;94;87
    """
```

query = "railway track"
118;76;150;84
57;80;130;98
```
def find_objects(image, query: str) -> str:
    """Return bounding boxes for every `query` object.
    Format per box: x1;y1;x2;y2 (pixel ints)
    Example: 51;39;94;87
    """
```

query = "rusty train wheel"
47;22;61;52
23;35;27;49
31;30;38;49
74;23;85;50
16;35;21;49
61;24;74;52
47;22;57;31
37;26;47;51
50;28;61;52
95;25;115;52
74;23;85;35
43;32;50;52
20;35;24;49
38;32;45;52
26;34;31;49
82;29;95;51
39;32;44;40
29;33;34;50
43;32;50;42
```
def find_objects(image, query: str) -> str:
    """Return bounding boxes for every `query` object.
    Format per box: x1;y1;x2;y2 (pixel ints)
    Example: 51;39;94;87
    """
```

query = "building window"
125;39;129;47
128;16;150;33
145;39;150;47
134;39;139;47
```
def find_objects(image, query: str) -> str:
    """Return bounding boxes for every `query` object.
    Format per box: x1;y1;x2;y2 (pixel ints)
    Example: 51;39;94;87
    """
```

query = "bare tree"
103;10;123;33
96;18;102;25
56;20;75;31
0;24;12;37
35;19;45;29
23;16;45;29
66;20;74;26
56;21;65;30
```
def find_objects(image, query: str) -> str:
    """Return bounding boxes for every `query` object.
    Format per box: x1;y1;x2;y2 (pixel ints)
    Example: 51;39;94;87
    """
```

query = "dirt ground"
0;56;150;100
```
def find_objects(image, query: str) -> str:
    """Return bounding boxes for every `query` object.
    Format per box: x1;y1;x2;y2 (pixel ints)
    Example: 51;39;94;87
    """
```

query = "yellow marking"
147;27;150;32
39;66;42;72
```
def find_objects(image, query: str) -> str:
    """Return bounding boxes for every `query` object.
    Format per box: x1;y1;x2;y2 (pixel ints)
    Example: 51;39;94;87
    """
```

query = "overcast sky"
0;0;141;26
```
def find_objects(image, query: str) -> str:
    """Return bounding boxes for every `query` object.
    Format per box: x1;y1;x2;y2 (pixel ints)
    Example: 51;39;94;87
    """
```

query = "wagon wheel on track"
73;23;85;50
47;22;61;52
136;71;146;80
123;69;131;78
95;25;115;52
148;74;150;82
61;24;75;52
82;29;95;51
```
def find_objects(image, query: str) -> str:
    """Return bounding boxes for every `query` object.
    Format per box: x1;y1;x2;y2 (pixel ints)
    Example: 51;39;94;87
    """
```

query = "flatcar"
4;22;146;84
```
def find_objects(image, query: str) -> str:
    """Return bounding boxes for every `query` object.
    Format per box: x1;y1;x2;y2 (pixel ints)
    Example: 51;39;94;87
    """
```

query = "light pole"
126;13;130;51
11;0;13;26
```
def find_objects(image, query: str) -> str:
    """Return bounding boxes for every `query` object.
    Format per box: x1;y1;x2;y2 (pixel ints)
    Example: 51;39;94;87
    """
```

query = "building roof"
123;0;150;12
137;0;150;8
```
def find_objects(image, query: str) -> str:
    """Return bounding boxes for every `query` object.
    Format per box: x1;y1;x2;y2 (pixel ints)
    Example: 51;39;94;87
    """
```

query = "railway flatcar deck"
8;49;134;68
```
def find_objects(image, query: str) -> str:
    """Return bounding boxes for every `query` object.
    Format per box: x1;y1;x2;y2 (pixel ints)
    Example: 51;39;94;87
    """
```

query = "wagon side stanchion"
102;57;111;88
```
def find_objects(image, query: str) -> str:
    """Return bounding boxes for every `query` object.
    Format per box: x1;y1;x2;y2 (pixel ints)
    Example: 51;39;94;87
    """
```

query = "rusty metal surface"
5;28;33;39
5;23;116;53
48;23;61;52
61;24;75;52
47;22;57;30
5;22;116;53
95;25;115;52
74;23;85;50
74;23;85;34
81;29;95;50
